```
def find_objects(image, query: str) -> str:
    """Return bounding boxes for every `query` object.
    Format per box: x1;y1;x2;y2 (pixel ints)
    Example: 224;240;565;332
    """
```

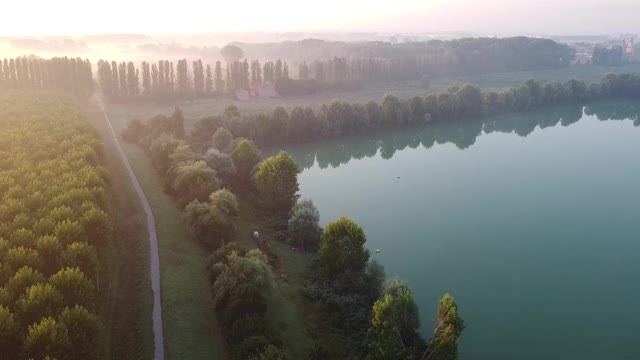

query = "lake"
285;101;640;360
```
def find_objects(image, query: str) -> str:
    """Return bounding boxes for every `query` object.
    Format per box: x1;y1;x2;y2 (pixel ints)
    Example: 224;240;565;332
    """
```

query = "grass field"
234;199;317;358
103;108;227;360
85;105;154;360
106;64;640;133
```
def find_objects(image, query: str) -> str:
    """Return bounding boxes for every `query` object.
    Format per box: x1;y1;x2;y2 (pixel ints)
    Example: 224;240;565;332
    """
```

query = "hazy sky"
2;0;638;36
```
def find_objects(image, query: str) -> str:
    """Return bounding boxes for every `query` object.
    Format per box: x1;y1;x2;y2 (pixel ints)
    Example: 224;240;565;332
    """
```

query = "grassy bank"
104;107;227;360
234;198;317;358
84;104;154;360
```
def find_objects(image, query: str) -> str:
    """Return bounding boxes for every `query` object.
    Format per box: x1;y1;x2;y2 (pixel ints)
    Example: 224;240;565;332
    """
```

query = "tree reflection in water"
285;100;640;170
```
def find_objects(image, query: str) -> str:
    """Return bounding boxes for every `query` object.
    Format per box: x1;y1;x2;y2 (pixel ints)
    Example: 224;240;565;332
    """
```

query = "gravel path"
102;109;165;360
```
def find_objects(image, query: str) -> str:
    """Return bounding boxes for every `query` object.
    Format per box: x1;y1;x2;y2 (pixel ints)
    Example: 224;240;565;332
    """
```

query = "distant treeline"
124;73;640;150
98;37;577;101
97;57;368;101
97;58;297;100
299;37;575;81
235;37;576;74
0;57;93;98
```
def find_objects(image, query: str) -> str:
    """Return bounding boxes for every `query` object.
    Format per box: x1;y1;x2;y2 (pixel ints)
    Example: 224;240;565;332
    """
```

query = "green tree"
5;266;45;300
382;94;403;126
23;317;69;360
194;60;205;96
167;143;200;182
287;199;321;250
204;148;237;184
183;200;217;245
318;217;370;280
58;305;102;360
60;242;99;281
254;151;299;213
170;106;186;138
36;236;62;276
351;103;371;132
212;127;234;152
425;294;464;360
126;61;139;97
215;61;224;92
206;64;213;94
141;61;151;95
118;62;127;98
367;280;422;360
231;139;261;187
110;61;119;97
173;161;221;207
455;84;484;116
49;268;96;311
221;44;244;63
183;199;236;247
210;189;239;217
81;208;110;248
4;246;43;274
0;305;20;359
16;284;64;327
149;134;184;174
54;220;87;245
212;249;273;307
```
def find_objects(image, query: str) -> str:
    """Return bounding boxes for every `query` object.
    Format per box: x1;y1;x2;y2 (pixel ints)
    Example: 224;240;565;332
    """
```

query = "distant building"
623;38;634;54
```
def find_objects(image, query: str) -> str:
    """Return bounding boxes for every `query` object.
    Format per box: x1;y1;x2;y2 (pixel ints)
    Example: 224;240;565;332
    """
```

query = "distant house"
235;81;280;101
250;81;279;98
626;38;635;54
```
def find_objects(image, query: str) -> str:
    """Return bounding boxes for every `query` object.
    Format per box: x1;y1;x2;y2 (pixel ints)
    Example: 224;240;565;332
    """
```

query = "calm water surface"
285;101;640;360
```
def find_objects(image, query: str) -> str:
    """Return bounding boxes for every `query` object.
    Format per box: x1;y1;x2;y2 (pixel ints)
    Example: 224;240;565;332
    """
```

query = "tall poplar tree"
141;61;151;96
205;64;213;94
127;61;139;97
118;62;127;98
158;60;165;92
275;60;283;81
215;61;223;93
111;61;119;97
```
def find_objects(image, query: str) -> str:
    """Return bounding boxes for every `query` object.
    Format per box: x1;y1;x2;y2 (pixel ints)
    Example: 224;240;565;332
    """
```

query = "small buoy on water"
397;176;400;179
376;249;381;253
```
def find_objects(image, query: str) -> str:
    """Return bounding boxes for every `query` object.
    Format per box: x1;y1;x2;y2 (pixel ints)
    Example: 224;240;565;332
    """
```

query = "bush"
204;148;237;185
212;127;234;152
287;199;321;251
173;161;221;207
122;118;147;143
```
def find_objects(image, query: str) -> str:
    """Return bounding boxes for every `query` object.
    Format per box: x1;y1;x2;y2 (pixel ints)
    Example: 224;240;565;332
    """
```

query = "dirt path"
99;104;165;360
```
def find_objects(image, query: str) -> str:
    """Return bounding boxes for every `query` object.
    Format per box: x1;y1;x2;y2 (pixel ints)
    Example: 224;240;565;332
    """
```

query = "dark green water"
285;101;640;360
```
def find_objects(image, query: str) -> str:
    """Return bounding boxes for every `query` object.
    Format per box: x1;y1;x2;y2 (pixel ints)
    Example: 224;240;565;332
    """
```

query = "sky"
1;0;638;36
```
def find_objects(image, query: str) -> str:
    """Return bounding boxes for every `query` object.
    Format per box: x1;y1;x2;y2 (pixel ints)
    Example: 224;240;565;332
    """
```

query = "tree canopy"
287;199;321;251
255;151;300;213
0;93;107;358
367;279;423;360
318;217;371;281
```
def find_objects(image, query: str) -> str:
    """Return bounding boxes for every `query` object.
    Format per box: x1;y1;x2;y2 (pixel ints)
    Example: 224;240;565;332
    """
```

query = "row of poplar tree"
0;93;109;359
0;57;93;98
96;58;294;100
